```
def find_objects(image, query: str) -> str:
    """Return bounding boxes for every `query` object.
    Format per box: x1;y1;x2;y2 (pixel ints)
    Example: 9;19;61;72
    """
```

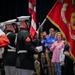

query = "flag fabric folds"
46;0;75;60
0;29;10;48
28;0;34;14
28;0;36;39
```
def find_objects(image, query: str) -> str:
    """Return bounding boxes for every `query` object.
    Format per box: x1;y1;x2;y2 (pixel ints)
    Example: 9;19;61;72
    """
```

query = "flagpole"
37;18;47;32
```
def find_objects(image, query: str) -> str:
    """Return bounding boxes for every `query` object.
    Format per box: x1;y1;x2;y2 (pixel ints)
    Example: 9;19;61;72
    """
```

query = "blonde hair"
56;32;63;39
49;28;55;32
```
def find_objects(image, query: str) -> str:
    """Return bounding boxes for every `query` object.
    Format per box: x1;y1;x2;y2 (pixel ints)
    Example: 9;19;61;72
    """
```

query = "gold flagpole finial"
72;0;75;7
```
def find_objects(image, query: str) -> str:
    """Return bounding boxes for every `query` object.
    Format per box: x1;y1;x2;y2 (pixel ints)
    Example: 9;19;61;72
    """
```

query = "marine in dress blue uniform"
3;19;17;75
15;16;39;75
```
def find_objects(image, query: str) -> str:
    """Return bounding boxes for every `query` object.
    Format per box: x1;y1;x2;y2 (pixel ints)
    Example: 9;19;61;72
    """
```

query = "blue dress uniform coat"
3;30;17;66
16;29;38;70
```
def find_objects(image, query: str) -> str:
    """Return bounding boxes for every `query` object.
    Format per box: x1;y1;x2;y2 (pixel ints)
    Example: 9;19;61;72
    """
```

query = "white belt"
18;50;27;54
7;49;16;52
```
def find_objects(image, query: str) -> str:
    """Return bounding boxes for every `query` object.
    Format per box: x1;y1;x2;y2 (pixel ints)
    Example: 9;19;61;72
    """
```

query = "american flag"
28;0;36;39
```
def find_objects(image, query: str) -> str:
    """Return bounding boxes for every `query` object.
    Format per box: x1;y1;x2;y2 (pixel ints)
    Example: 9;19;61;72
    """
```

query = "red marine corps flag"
46;0;75;60
28;0;36;39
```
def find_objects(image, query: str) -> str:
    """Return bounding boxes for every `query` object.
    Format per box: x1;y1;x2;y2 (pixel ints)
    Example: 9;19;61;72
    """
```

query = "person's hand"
45;44;48;47
49;44;52;47
64;51;70;56
35;49;39;53
60;61;65;66
42;53;45;58
36;46;42;52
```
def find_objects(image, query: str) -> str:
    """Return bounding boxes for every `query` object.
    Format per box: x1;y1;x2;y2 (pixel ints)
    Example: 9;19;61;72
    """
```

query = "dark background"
0;0;59;33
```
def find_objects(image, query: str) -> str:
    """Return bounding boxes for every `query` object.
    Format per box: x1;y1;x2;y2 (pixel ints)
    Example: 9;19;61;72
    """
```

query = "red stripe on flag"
28;8;33;15
30;26;36;39
32;6;36;23
28;0;34;14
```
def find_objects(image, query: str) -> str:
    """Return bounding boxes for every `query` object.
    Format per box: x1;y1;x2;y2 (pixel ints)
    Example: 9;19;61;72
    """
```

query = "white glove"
0;29;5;36
36;46;43;52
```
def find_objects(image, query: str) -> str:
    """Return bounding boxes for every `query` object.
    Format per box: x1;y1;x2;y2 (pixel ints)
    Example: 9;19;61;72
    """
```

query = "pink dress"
50;40;64;63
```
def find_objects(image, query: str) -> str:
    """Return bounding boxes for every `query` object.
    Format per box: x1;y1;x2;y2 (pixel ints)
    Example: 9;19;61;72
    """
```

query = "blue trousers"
54;62;61;75
4;66;17;75
17;69;34;75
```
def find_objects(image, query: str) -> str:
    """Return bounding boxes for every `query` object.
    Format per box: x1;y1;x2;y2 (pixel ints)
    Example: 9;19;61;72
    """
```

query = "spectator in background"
50;32;65;75
45;28;56;75
63;41;74;75
41;31;47;53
